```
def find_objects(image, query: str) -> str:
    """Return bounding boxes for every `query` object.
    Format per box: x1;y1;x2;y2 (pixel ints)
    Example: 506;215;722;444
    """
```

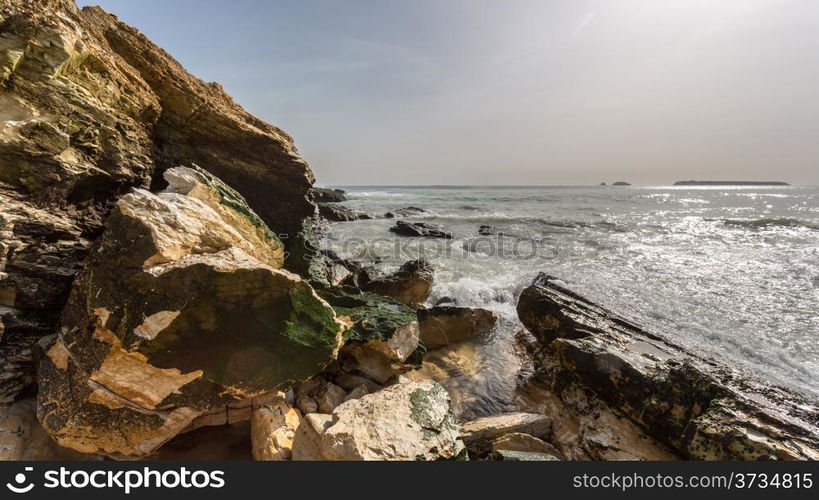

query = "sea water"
321;185;819;415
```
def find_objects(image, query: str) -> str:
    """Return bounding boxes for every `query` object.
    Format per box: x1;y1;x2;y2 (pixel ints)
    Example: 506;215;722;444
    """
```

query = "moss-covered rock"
36;169;345;457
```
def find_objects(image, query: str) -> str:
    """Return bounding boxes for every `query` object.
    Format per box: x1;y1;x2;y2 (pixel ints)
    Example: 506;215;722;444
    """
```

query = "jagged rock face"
389;221;452;239
0;0;317;402
361;259;434;309
36;168;344;457
320;288;421;384
517;273;819;460
291;380;466;461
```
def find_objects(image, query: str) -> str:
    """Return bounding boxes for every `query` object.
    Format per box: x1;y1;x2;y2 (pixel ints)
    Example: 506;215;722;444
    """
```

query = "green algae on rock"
36;168;344;457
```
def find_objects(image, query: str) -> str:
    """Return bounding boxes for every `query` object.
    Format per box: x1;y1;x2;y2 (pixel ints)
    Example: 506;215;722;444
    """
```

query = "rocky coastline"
1;0;817;461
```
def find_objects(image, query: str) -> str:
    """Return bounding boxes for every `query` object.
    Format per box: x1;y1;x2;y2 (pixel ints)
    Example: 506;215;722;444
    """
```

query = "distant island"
612;181;631;186
674;180;790;186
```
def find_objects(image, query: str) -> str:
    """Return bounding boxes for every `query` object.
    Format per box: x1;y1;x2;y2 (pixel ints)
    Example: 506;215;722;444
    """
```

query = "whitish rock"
344;385;369;402
251;394;302;461
36;169;345;457
292;381;465;461
417;306;497;350
461;413;552;456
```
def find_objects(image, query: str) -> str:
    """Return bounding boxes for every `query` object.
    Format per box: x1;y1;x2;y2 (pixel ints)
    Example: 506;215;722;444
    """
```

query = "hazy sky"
77;0;819;185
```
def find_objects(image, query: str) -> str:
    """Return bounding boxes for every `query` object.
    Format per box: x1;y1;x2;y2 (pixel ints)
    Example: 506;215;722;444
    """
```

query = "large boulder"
517;273;819;460
417;306;497;350
36;167;345;457
361;259;434;309
291;380;466;460
0;0;317;403
319;289;420;384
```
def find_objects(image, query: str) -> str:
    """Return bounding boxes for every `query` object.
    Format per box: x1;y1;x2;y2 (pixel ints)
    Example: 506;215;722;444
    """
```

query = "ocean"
321;185;819;415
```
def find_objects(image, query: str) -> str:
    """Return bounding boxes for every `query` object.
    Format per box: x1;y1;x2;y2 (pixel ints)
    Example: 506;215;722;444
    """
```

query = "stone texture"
291;380;466;460
361;259;434;309
389;220;452;239
251;393;302;461
461;412;552;457
0;398;97;460
490;432;564;459
417;305;497;350
0;0;318;403
35;169;345;457
309;187;346;203
517;273;819;460
317;203;370;222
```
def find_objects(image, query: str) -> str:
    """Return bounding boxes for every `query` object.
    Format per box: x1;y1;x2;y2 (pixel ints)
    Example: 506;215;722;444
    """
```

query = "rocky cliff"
1;0;316;403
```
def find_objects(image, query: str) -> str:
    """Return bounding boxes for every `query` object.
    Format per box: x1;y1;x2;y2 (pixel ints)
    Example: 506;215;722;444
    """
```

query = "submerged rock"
389;221;452;239
384;206;425;218
361;259;434;309
517;273;819;460
417;306;497;350
291;380;466;460
36;168;345;457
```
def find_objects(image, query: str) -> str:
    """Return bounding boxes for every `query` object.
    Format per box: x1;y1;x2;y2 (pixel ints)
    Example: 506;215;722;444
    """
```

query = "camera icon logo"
6;466;34;494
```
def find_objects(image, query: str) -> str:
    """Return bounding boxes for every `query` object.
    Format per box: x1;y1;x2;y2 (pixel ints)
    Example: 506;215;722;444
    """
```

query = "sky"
77;0;819;185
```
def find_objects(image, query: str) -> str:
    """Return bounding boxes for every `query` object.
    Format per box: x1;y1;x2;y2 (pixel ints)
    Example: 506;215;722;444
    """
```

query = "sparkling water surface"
321;185;819;406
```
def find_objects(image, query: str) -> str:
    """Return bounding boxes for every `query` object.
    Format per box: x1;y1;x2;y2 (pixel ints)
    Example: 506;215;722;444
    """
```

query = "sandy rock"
316;382;347;414
334;373;383;393
361;259;435;309
344;385;369;402
418;306;497;350
251;394;303;461
292;380;465;460
461;413;552;456
36;170;345;457
490;433;564;459
0;398;97;461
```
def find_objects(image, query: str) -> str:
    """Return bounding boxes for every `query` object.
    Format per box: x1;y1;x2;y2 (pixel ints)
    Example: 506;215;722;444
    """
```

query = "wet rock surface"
317;203;370;222
389;220;452;239
516;273;819;460
360;259;434;309
418;305;497;350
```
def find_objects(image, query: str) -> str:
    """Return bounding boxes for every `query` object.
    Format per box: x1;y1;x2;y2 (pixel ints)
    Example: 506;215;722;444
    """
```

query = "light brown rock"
251;394;302;461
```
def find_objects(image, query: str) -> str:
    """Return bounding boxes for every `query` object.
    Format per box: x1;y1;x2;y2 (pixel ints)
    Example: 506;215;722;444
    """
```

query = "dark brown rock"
517;273;819;460
317;203;369;222
361;259;434;309
417;306;496;350
389;221;452;239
